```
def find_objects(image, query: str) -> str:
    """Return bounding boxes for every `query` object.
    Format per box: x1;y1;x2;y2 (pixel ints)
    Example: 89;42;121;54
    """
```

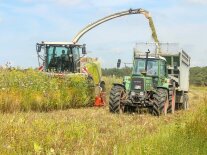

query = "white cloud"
19;0;85;6
184;0;207;5
20;0;144;8
83;0;141;7
20;0;34;2
54;0;82;6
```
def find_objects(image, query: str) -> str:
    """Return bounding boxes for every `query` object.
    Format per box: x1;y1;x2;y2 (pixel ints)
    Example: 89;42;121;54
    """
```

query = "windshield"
133;59;158;76
46;46;81;72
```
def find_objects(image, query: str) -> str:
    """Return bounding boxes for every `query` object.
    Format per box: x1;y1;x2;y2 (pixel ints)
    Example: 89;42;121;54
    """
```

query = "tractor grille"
131;77;144;91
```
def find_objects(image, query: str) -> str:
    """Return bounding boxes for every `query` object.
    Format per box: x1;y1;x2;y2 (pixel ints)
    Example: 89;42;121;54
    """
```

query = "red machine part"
94;92;106;107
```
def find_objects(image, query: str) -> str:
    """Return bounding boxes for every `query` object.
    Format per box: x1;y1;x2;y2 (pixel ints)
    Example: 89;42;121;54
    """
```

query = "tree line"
102;67;132;77
190;67;207;86
102;66;207;86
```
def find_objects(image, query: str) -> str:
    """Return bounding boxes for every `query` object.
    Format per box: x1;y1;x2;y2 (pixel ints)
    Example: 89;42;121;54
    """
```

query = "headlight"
131;91;136;96
140;92;144;96
134;85;141;90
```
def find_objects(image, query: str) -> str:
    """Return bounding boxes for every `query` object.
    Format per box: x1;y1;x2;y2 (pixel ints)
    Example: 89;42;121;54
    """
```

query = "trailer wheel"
109;85;126;113
152;88;168;116
168;88;176;114
182;94;189;110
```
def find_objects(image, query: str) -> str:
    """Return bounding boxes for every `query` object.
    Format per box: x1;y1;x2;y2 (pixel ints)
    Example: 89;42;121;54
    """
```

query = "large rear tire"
149;104;159;116
109;85;126;113
152;88;168;116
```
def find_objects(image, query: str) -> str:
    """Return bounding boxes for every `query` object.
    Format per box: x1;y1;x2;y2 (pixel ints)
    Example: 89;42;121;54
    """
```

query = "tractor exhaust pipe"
145;49;150;72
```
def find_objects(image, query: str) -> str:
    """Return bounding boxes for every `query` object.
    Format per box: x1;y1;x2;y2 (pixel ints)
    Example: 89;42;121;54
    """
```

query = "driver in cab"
147;62;157;75
61;50;67;71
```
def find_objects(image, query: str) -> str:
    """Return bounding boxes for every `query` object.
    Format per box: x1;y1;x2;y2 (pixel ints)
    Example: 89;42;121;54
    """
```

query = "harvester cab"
36;41;86;73
36;41;106;107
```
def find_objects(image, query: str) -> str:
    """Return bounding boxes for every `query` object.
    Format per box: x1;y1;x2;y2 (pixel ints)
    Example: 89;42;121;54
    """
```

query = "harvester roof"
38;41;82;46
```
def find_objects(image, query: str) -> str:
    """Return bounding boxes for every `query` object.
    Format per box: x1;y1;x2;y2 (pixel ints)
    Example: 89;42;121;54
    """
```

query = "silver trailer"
161;50;191;109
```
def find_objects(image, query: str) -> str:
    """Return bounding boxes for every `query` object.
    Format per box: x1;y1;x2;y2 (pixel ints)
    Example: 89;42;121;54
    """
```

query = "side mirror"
36;44;42;53
117;59;121;68
82;44;87;55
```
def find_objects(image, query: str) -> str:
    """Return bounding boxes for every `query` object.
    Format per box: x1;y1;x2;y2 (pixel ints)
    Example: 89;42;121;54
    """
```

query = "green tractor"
109;46;190;116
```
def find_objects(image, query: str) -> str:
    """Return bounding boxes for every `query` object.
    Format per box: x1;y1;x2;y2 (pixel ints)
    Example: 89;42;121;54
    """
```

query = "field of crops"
0;69;206;154
0;69;94;112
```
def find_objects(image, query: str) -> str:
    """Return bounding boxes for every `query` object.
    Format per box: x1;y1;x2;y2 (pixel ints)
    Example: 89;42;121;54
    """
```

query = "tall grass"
0;69;94;112
0;71;206;154
0;86;206;154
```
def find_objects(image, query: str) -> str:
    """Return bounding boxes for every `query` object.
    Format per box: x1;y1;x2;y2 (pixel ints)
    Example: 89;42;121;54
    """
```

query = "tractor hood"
130;75;158;92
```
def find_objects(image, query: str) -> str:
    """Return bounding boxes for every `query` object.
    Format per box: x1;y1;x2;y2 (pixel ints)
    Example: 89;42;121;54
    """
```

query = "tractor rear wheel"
149;104;159;116
152;88;168;116
109;85;126;113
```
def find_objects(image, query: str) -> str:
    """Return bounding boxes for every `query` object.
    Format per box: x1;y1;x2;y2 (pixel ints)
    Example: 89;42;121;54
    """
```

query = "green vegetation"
0;68;206;154
102;67;132;77
190;66;207;86
0;69;94;112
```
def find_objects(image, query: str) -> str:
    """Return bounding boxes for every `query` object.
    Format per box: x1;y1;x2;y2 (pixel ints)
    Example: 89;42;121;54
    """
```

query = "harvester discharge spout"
72;8;160;54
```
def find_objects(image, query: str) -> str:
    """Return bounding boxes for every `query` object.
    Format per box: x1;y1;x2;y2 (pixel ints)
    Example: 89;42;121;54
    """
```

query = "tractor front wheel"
109;85;126;113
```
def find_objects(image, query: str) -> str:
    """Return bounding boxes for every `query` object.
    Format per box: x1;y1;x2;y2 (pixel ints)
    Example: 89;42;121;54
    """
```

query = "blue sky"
0;0;206;68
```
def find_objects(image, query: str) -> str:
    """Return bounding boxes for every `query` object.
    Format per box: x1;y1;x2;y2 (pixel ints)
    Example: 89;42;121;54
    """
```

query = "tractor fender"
156;87;173;99
157;86;169;90
113;83;126;90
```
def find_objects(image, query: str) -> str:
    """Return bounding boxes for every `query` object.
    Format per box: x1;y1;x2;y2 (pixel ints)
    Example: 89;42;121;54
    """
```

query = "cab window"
160;60;167;76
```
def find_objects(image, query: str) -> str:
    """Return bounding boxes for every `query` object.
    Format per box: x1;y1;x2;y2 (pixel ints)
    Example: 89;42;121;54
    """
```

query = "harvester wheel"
152;88;168;116
109;85;126;113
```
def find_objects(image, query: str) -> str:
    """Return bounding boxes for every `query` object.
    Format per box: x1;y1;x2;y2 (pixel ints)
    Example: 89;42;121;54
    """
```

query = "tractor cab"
36;41;86;73
132;57;166;77
120;51;168;93
130;52;168;92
